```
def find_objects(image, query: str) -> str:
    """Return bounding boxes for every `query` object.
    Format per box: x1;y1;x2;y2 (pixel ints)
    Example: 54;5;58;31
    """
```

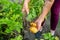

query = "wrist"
39;15;44;20
24;2;28;5
23;2;28;8
24;0;30;3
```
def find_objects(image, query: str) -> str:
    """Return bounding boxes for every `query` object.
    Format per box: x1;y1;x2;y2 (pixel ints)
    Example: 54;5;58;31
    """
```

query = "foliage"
26;0;44;21
42;33;59;40
10;35;23;40
0;0;23;40
0;0;45;40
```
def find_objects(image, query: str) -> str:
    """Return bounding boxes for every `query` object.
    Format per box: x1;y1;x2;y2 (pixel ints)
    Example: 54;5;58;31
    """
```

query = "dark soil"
23;13;60;40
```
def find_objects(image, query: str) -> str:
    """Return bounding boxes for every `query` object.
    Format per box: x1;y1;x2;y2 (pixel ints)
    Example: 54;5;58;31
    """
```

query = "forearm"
23;0;30;9
39;0;54;19
24;0;30;4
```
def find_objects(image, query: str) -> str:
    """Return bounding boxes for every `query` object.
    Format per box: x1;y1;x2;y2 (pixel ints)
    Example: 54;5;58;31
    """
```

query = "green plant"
10;35;23;40
42;33;55;40
26;0;44;22
0;0;23;40
0;0;45;40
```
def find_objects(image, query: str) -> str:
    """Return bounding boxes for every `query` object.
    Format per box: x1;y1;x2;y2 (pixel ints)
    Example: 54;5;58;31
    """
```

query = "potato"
29;27;38;33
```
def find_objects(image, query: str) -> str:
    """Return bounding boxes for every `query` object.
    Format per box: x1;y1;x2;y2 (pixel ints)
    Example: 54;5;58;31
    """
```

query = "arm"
35;0;55;31
22;0;30;14
38;0;54;20
24;0;30;3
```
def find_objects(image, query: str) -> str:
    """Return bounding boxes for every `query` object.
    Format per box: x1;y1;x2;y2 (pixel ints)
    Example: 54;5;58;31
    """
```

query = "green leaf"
5;29;12;33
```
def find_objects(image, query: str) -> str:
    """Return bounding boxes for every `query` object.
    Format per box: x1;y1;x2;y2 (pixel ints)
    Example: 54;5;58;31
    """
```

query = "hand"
22;0;29;15
35;17;44;31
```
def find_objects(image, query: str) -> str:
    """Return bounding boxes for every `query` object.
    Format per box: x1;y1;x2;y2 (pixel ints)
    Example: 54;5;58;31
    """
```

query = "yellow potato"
29;27;38;33
30;22;37;27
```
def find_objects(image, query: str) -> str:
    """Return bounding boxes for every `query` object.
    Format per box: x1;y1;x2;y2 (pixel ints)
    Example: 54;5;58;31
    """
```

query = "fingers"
35;19;38;23
37;22;42;31
35;21;41;31
22;3;29;15
22;7;25;13
35;19;43;31
24;3;29;14
26;8;29;14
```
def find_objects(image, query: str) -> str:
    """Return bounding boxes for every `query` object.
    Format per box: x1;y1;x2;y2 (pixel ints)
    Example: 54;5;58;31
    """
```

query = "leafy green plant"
26;0;44;22
0;0;23;40
10;35;23;40
0;18;23;33
42;33;55;40
0;0;45;40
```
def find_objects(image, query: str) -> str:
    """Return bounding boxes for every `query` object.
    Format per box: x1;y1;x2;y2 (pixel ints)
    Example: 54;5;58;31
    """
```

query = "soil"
23;13;60;40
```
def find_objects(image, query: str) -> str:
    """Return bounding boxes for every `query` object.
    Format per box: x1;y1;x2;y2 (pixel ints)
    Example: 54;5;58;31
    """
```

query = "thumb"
26;8;29;14
37;22;42;31
22;7;25;13
25;4;29;14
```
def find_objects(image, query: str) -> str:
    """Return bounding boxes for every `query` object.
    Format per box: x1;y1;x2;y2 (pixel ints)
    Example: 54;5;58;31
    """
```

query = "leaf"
10;35;23;40
55;36;59;40
5;29;12;33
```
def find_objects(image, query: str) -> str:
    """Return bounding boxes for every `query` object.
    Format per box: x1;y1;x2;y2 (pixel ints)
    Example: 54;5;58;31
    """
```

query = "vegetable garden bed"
0;0;60;40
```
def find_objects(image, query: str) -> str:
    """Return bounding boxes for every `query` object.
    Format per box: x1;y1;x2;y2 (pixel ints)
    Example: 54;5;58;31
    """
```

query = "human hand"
35;17;44;31
22;0;30;15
